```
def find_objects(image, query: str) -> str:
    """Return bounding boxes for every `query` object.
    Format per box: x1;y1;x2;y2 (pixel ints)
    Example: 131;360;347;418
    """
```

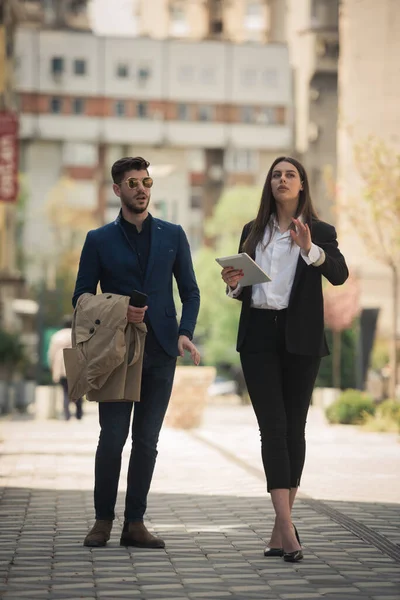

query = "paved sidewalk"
0;401;399;600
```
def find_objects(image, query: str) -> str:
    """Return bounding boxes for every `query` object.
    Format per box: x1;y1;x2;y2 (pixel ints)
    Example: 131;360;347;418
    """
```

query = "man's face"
113;169;152;215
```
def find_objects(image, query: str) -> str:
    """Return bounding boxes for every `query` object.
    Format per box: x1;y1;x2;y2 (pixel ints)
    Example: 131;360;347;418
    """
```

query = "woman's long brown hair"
243;156;319;256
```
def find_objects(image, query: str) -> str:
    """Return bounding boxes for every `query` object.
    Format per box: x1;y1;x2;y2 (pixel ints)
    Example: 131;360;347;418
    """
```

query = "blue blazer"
72;212;200;357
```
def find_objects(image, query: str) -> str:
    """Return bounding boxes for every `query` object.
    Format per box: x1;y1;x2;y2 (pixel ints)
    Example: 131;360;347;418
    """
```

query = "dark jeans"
94;327;177;523
60;377;83;421
240;308;320;491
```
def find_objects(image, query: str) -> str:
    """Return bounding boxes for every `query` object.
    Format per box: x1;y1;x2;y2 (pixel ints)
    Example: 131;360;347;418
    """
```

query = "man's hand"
178;335;200;366
127;305;148;324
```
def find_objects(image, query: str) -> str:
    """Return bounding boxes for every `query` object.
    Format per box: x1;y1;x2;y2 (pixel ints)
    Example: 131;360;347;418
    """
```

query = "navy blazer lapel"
144;218;163;286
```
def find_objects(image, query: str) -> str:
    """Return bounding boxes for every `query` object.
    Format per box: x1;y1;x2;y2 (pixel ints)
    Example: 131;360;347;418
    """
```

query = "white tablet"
215;252;271;287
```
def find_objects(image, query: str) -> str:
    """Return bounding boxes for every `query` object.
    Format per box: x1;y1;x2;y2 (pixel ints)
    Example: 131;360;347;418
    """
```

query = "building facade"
337;0;400;337
286;0;339;223
16;28;293;281
132;0;286;44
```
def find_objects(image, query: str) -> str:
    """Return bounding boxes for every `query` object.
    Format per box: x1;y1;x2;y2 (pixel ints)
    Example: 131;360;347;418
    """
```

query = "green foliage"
362;399;400;433
375;399;400;421
194;186;261;365
325;389;375;425
0;329;25;377
316;327;357;389
370;338;390;371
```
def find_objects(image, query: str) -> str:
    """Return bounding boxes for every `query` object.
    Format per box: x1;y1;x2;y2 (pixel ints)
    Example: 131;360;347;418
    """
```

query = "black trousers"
94;325;177;522
240;308;320;491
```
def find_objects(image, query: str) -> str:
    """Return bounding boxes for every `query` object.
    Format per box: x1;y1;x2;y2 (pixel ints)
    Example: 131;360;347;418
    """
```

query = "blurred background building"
15;0;293;283
337;0;400;336
0;0;398;400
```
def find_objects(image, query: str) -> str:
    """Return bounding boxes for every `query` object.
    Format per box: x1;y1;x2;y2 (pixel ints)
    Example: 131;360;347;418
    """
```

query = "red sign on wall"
0;112;19;203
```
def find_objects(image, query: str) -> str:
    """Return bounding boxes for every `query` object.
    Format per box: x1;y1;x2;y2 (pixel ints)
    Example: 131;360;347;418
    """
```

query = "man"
73;156;200;548
48;316;83;421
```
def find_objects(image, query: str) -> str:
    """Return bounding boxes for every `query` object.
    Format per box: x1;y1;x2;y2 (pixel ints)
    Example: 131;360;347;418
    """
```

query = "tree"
342;137;400;399
194;186;261;366
41;176;99;325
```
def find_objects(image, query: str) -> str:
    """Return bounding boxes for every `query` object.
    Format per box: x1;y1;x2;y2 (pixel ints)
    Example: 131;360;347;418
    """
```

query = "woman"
221;157;348;562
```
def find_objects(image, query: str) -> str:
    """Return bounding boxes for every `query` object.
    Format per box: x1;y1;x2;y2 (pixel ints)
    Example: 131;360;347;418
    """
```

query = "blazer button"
95;319;101;325
89;327;95;334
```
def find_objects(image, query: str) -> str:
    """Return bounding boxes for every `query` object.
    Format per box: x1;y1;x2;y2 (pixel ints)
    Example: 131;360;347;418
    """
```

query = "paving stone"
1;405;400;600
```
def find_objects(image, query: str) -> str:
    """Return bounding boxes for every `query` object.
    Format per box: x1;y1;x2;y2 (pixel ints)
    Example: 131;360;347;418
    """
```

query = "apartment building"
337;0;400;337
16;28;293;281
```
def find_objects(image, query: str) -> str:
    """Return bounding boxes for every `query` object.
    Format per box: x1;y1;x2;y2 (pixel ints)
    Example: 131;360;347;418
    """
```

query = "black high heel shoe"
293;523;301;545
283;523;303;563
264;547;284;557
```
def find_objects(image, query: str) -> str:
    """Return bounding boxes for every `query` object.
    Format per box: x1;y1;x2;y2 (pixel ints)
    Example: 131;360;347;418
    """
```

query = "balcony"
311;30;339;74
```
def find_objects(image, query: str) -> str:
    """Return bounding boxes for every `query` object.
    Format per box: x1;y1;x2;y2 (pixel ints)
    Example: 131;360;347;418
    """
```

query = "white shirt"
228;218;325;310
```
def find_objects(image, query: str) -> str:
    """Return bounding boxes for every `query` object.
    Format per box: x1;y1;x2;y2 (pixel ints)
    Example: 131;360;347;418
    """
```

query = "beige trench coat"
63;293;147;403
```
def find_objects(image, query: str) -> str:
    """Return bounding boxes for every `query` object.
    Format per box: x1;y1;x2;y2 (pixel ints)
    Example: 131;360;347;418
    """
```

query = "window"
198;105;215;122
74;59;86;75
245;1;264;31
51;57;64;75
137;102;148;119
263;69;278;87
117;63;129;78
170;4;188;36
226;149;258;172
72;98;85;115
210;19;223;35
258;107;276;124
177;103;190;120
137;66;151;84
241;68;257;86
50;97;63;114
200;67;215;85
240;106;255;123
115;101;126;117
178;65;193;83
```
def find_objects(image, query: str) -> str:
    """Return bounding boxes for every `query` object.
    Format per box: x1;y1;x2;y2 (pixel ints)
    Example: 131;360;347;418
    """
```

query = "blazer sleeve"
173;225;200;339
72;231;101;308
313;224;349;286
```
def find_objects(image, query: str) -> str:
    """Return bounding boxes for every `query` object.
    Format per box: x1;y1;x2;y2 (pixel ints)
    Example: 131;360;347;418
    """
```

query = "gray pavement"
0;399;399;600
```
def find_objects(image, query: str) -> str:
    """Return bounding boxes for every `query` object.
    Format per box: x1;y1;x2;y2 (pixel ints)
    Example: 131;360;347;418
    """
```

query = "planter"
165;366;216;429
34;385;62;420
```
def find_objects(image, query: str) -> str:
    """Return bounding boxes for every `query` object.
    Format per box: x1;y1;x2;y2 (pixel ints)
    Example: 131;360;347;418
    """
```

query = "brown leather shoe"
83;520;113;547
120;521;165;548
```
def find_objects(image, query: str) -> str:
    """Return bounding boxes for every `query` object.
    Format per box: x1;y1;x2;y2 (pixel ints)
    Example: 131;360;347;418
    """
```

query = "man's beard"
121;195;149;215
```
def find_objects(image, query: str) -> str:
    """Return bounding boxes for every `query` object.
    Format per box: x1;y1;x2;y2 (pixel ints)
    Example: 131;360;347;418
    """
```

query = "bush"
325;389;375;424
362;399;400;433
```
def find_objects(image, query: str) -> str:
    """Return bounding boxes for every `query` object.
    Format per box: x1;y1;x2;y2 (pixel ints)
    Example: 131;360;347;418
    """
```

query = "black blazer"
235;219;349;357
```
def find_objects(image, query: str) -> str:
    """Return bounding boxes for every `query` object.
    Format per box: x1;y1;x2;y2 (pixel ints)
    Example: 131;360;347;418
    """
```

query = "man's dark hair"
111;156;150;184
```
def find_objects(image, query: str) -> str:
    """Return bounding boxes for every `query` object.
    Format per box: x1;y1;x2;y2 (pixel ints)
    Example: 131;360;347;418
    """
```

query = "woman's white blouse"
228;219;325;310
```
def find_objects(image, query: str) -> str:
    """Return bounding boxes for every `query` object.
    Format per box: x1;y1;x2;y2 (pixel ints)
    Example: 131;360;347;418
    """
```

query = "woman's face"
270;161;303;204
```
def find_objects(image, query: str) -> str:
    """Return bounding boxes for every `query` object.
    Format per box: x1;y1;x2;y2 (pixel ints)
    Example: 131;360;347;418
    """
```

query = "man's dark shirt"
120;212;152;279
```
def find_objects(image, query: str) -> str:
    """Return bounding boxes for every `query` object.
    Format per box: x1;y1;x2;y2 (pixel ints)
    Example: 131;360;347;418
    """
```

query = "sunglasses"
123;177;153;189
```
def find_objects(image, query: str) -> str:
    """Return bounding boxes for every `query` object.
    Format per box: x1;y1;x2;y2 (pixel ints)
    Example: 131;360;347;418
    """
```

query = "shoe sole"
83;541;108;547
120;538;165;549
